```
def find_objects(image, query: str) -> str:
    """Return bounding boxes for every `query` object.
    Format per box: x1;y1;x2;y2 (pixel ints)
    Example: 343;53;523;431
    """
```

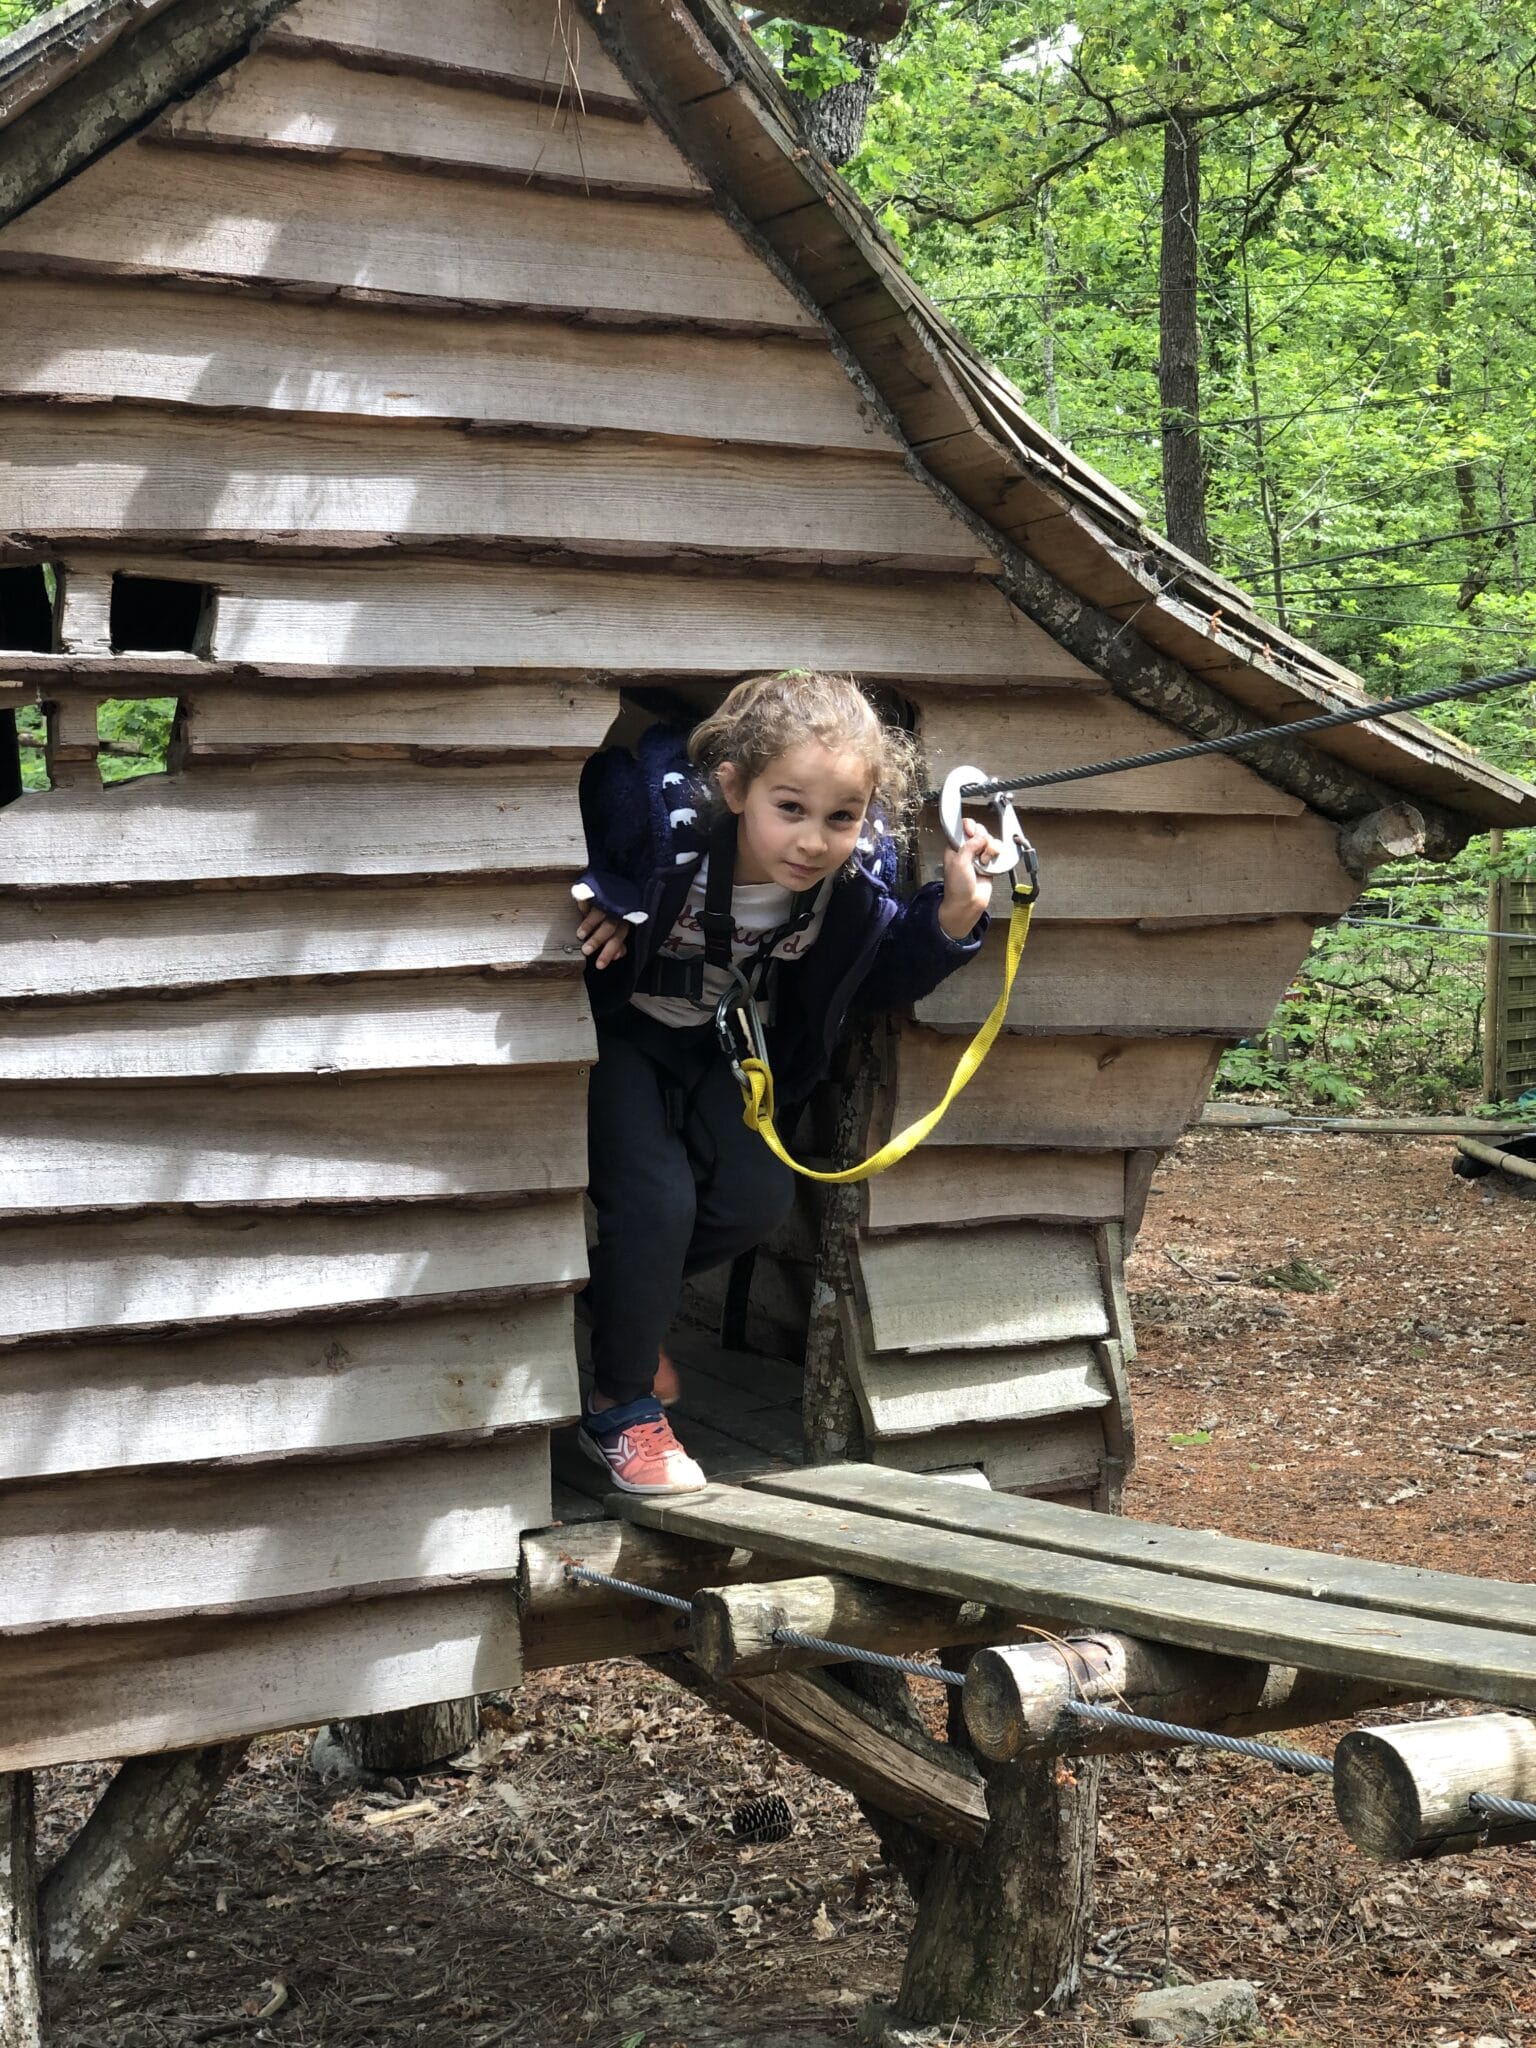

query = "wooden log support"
690;1573;1029;1679
39;1743;250;1985
963;1634;1421;1762
517;1520;791;1672
650;1653;986;1850
1333;1713;1536;1860
327;1703;478;1777
1336;803;1427;878
0;1776;41;2048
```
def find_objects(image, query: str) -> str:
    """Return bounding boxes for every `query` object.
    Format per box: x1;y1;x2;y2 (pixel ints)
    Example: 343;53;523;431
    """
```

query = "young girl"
572;672;1000;1494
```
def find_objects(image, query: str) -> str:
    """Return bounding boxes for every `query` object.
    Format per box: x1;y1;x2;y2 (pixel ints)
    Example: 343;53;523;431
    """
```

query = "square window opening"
110;574;212;655
0;564;58;653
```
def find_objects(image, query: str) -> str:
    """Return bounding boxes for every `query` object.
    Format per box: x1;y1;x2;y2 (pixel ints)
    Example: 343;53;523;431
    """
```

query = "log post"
1334;1713;1536;1860
897;1752;1101;2022
0;1776;41;2048
1336;803;1427;878
965;1634;1421;1761
328;1700;480;1777
691;1574;1028;1679
39;1743;250;1987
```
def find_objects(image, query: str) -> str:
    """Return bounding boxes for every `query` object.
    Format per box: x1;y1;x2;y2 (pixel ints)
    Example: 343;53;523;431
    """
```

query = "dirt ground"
43;1132;1535;2048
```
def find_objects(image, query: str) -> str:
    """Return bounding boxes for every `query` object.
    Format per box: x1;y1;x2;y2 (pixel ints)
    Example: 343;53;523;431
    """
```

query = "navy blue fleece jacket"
574;724;987;1103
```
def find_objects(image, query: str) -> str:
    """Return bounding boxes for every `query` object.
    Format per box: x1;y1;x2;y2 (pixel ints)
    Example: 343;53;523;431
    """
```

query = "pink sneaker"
580;1398;706;1494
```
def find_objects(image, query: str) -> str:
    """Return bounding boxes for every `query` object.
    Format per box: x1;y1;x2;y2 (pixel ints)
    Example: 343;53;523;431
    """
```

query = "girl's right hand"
577;906;629;970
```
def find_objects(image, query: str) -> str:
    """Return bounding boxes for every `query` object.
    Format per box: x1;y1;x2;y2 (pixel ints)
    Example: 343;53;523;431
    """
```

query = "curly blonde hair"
688;672;922;848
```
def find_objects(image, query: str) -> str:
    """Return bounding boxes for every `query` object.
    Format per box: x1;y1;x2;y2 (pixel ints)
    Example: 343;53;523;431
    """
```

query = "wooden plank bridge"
616;1464;1536;1710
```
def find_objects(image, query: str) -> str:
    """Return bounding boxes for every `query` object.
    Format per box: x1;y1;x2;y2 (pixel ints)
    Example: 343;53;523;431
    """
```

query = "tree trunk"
897;1754;1101;2022
1157;79;1210;562
0;1775;42;2048
788;32;880;167
40;1744;250;1988
329;1700;480;1776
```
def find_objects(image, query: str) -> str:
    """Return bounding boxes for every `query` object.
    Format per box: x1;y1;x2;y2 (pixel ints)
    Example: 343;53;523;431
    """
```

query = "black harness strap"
636;807;824;1007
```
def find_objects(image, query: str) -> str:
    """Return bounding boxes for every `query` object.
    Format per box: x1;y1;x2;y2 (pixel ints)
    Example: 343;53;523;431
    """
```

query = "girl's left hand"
938;816;1004;939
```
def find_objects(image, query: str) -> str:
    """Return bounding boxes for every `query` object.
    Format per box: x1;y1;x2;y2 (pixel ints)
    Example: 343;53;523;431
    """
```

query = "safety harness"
714;766;1038;1185
634;809;825;1010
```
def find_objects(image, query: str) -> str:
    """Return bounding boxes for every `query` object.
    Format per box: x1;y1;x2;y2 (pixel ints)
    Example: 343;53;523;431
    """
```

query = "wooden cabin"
2;0;1534;1790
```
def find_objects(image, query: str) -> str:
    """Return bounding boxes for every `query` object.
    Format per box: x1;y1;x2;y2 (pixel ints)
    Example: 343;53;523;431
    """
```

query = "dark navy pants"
585;1007;796;1403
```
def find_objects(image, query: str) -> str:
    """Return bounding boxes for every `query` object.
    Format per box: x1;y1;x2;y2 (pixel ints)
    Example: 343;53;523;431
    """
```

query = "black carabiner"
1011;834;1041;907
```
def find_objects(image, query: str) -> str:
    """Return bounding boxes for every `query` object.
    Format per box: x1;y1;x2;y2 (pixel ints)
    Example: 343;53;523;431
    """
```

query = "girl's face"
718;742;875;891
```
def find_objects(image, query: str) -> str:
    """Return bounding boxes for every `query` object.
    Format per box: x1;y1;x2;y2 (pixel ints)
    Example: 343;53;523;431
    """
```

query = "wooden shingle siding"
875;1411;1108;1500
0;279;886;449
890;1029;1225;1150
861;1148;1127;1235
270;0;638;109
855;1223;1109;1355
0;1586;526;1773
1;975;595;1082
849;1337;1112;1442
2;1199;588;1345
915;917;1317;1037
0;143;816;332
0;1433;549;1634
916;689;1303;815
0;879;576;1000
3;1069;589;1212
917;811;1358;922
0;1298;580;1485
191;559;1091;678
0;764;583;887
160;48;702;197
2;407;991;568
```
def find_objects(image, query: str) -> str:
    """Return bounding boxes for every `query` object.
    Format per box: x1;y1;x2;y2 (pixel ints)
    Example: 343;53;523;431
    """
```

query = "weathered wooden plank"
183;556;1082;679
0;1434;549;1634
0;763;581;889
917;811;1360;921
0;279;886;450
272;0;636;105
1;1195;587;1344
915;917;1316;1036
751;1467;1536;1644
625;1485;1536;1707
917;690;1303;816
178;679;616;755
0;878;574;1000
0;143;814;333
0;406;986;567
848;1335;1110;1442
855;1222;1108;1355
876;1413;1106;1499
0;974;595;1081
890;1028;1224;1149
1;1068;587;1213
0;1584;524;1773
0;1298;579;1483
862;1147;1124;1234
163;48;696;194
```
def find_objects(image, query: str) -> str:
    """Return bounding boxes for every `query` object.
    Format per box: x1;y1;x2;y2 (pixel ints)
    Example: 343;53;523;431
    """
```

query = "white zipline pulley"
939;764;1027;878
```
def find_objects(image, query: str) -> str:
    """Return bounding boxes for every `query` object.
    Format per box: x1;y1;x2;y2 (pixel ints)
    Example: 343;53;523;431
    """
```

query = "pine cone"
666;1916;719;1964
729;1793;795;1843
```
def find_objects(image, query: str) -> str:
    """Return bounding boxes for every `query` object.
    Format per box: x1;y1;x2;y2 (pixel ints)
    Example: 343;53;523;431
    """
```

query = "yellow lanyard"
732;891;1034;1185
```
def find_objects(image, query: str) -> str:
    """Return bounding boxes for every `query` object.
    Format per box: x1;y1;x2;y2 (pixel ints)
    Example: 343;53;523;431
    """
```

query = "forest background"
4;0;1535;1108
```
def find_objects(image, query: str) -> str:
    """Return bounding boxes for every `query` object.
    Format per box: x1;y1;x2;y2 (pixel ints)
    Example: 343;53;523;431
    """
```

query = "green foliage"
0;0;58;37
96;696;176;783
